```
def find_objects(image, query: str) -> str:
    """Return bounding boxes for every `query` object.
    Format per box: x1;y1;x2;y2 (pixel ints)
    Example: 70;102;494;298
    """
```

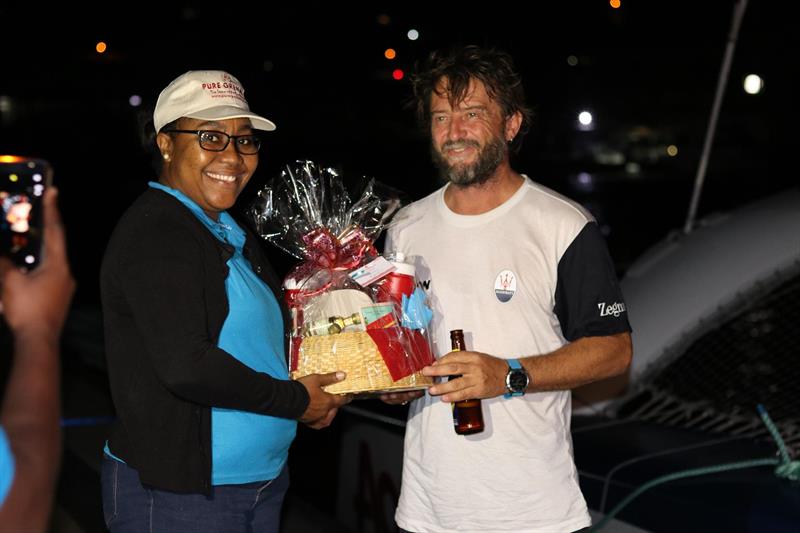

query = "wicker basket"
292;330;433;394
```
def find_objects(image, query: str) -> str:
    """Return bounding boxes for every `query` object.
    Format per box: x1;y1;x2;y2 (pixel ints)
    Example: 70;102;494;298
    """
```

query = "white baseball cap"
153;70;276;133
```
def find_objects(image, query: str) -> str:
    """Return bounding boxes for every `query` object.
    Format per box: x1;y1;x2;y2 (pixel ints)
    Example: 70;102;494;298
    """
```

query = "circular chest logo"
494;270;517;303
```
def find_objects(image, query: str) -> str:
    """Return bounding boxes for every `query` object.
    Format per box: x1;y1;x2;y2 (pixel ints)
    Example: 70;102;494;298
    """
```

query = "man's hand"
379;390;425;405
422;351;508;402
297;372;351;429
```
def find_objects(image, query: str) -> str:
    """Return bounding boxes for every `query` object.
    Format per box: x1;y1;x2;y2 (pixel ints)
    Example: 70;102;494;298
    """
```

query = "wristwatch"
504;358;529;398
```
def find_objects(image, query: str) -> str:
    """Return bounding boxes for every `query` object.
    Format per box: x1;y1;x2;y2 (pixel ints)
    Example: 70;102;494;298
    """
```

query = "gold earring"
162;153;170;161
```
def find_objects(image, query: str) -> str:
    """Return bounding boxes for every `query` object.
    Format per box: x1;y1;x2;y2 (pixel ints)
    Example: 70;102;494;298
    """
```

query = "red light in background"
392;69;404;80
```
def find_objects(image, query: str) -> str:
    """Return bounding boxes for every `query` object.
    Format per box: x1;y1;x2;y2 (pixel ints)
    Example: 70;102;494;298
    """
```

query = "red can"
377;258;416;305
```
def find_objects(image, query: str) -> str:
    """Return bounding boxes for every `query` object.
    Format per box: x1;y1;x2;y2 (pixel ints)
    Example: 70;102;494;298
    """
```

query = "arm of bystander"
0;188;75;530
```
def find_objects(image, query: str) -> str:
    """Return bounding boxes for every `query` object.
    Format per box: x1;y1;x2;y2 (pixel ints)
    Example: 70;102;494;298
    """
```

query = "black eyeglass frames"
163;129;261;154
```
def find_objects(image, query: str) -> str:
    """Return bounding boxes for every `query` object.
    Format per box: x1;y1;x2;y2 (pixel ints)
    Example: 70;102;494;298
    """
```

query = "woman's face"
156;117;259;219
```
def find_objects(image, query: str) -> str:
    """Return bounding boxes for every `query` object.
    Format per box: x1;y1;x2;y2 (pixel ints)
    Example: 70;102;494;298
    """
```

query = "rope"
758;404;800;482
591;404;798;531
60;416;116;427
341;404;408;429
590;458;778;531
597;435;744;512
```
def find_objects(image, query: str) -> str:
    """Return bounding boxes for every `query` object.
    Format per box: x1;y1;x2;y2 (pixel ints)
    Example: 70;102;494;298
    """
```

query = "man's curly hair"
409;45;533;153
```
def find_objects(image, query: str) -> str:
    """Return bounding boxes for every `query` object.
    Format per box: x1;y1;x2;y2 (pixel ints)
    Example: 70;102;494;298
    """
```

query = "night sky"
0;1;777;308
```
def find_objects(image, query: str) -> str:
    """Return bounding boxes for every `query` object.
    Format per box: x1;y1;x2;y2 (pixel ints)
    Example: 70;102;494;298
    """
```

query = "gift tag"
360;302;396;329
349;256;395;287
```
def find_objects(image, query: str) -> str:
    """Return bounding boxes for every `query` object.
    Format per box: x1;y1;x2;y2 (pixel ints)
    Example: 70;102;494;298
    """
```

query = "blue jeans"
101;454;289;533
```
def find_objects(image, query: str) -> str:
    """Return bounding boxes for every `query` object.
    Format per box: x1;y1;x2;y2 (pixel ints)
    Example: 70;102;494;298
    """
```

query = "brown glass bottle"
449;329;484;435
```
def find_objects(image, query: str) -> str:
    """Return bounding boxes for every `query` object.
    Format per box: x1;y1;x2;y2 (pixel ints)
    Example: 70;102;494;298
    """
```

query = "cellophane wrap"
249;160;434;395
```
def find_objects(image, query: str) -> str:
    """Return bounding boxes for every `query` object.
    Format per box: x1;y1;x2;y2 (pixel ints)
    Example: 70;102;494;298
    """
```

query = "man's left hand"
422;351;508;402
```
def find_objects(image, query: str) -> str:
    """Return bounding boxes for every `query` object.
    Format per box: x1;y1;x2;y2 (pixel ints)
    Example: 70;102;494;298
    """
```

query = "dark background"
0;0;777;307
0;1;782;530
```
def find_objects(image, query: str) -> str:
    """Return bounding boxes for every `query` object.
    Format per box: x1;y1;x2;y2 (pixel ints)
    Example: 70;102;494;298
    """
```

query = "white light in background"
743;74;764;95
128;95;142;107
577;110;595;131
407;29;419;41
625;162;641;176
570;172;595;192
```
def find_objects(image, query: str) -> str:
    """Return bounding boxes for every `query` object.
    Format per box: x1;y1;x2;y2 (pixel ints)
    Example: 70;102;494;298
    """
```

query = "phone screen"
0;155;50;270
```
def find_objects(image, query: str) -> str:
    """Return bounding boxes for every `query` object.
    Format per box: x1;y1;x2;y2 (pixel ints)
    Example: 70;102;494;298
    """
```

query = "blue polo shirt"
147;182;295;484
0;426;13;508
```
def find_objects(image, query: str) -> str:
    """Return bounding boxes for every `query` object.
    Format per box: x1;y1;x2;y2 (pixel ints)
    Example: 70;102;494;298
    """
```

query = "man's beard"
431;135;507;186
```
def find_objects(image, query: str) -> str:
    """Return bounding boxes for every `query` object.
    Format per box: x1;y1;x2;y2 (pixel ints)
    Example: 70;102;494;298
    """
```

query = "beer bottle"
449;329;484;435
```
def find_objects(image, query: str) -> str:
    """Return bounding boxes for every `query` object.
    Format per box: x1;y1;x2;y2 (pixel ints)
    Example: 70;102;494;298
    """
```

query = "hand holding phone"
0;183;74;336
0;155;51;270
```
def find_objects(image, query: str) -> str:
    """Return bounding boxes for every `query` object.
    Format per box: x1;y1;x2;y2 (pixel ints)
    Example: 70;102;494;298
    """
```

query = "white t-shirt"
385;177;630;533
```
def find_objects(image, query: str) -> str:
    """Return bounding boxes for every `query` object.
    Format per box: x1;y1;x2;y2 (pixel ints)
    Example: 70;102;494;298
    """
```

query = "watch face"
508;369;528;392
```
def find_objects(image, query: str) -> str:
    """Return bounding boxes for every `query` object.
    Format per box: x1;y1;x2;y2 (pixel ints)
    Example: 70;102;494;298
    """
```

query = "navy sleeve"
553;222;631;341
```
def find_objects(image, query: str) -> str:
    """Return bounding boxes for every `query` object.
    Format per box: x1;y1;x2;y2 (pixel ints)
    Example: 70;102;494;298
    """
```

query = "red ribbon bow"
288;226;377;294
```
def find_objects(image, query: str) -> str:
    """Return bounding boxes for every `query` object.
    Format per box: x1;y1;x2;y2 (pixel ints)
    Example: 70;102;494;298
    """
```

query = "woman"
100;70;348;532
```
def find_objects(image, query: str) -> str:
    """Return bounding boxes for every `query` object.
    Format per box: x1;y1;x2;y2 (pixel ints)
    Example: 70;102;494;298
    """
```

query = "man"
382;45;632;532
0;188;76;530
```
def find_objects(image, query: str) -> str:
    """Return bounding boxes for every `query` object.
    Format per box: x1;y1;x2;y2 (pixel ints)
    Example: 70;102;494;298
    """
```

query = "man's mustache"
440;139;481;152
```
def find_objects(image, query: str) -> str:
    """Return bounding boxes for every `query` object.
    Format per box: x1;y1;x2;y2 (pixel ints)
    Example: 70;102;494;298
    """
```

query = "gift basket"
249;161;434;395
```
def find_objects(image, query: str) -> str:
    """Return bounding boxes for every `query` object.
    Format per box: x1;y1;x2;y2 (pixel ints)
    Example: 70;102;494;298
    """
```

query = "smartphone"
0;155;51;270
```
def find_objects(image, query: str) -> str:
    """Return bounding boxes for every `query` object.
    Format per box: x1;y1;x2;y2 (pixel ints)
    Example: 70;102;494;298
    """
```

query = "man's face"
429;78;509;186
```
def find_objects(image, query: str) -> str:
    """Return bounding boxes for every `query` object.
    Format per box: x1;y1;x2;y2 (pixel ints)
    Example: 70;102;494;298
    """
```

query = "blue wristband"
504;358;527;399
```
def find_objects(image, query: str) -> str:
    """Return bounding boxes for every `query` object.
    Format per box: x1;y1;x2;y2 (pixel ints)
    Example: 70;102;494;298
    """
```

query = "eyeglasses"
163;129;262;155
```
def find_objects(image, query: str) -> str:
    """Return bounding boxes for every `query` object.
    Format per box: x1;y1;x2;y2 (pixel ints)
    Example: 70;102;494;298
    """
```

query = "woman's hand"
297;372;351;429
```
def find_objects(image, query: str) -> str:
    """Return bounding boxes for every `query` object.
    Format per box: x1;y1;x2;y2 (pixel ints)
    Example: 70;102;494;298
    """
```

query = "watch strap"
504;358;526;399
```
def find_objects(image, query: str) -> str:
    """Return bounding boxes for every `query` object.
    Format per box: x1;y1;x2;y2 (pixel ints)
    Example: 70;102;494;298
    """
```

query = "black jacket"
100;188;309;494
